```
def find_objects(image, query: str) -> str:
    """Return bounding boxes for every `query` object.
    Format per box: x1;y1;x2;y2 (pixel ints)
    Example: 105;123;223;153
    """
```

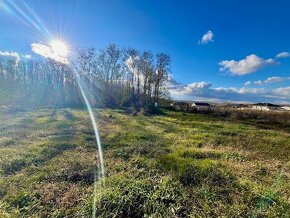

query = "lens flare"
0;0;52;40
31;40;69;64
50;40;68;57
69;61;105;218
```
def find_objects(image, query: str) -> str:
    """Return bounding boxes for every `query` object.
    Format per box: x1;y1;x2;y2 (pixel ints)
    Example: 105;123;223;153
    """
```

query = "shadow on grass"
2;142;76;175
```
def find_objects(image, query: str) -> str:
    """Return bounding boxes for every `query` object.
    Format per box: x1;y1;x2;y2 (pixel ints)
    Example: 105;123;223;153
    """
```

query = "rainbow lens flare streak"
71;65;105;218
1;1;105;216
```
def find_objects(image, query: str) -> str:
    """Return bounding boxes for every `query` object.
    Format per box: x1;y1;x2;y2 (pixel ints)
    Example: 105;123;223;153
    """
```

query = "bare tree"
154;53;171;104
0;44;172;109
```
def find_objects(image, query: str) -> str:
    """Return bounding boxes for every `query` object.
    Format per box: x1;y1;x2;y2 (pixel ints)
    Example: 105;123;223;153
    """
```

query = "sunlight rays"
31;40;69;64
0;0;52;41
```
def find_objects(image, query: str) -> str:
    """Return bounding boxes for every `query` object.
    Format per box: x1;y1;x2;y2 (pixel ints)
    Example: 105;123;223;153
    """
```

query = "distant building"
251;103;281;111
236;104;251;110
281;105;290;111
191;102;212;111
170;101;190;111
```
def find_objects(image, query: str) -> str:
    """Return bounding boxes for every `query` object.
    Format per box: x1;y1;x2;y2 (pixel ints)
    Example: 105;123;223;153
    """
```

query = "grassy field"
0;107;289;217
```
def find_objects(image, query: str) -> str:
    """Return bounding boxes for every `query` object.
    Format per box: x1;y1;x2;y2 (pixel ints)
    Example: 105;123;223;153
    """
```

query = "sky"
0;0;290;104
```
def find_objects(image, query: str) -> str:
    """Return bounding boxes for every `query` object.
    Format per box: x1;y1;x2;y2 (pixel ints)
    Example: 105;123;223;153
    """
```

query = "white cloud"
22;54;31;59
264;77;285;84
199;30;214;45
276;52;290;58
254;80;263;85
0;51;20;62
273;86;290;97
264;76;290;84
0;51;32;63
165;80;212;96
31;43;68;64
252;76;290;85
165;77;290;104
219;54;276;76
244;81;251;86
188;81;212;89
125;56;140;73
125;56;148;86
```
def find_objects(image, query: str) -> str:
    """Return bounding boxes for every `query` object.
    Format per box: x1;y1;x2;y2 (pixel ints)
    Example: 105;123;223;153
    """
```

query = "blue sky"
1;0;290;103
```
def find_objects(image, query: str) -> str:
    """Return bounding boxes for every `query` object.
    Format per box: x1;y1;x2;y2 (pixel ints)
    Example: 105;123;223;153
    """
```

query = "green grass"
0;107;289;217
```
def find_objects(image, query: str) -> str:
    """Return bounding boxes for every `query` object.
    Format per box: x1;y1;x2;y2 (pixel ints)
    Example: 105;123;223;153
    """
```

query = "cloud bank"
0;51;31;63
244;76;290;86
165;77;290;104
0;51;20;61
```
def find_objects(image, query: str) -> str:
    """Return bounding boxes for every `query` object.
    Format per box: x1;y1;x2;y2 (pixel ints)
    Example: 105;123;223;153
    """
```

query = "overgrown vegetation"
0;107;289;217
170;106;290;132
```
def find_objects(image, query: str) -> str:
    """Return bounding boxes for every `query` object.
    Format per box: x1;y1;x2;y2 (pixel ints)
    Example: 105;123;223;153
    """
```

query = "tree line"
0;43;171;108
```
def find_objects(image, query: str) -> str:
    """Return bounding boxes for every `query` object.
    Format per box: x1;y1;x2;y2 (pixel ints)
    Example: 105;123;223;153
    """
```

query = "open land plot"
0;107;289;217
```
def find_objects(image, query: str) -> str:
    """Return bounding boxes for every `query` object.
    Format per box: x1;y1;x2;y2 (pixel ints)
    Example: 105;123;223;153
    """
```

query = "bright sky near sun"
0;0;290;103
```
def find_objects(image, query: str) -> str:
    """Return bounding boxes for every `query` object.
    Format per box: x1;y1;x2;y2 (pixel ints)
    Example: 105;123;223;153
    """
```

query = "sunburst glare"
31;39;69;64
50;40;68;58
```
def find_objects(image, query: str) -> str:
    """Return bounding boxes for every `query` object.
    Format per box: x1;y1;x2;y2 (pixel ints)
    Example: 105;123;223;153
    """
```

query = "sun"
50;40;68;57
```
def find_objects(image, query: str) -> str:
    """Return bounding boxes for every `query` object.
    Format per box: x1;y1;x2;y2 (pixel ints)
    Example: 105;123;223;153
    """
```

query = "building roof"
192;102;210;106
252;103;281;107
236;104;250;108
171;101;189;106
